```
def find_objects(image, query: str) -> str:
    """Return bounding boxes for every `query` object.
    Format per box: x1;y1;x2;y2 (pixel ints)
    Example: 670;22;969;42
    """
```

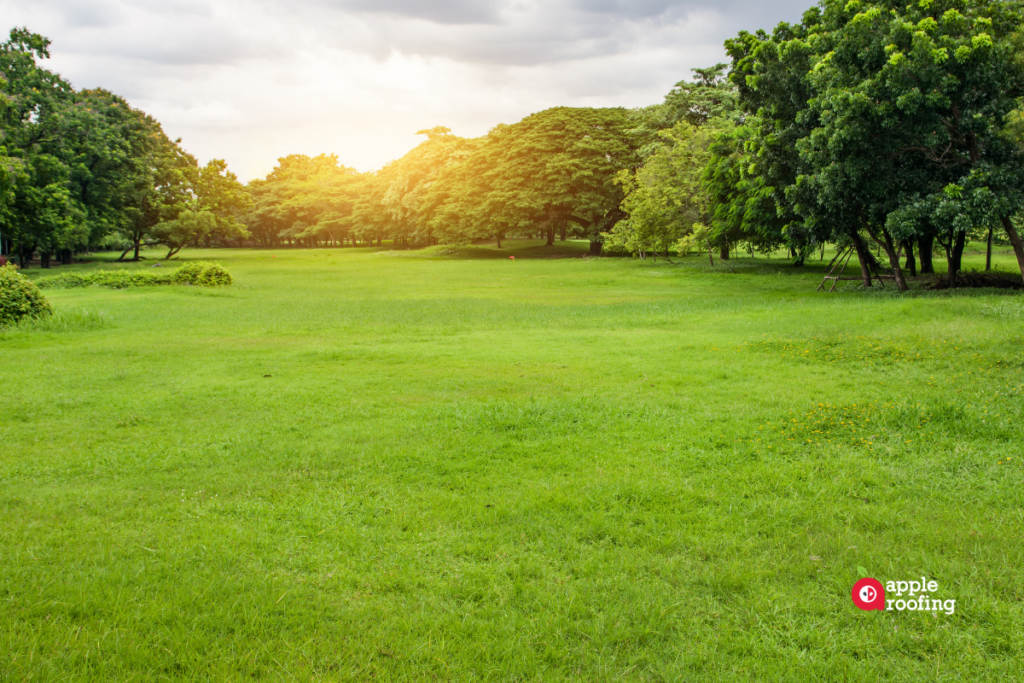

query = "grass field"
3;241;1024;681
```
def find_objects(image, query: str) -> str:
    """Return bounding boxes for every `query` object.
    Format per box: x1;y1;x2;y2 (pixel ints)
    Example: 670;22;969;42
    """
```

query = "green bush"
35;262;232;290
36;270;172;289
170;262;232;286
0;264;52;326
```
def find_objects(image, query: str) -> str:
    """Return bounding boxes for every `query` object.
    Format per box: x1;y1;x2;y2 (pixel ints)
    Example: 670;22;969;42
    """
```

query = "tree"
804;0;1024;288
626;63;742;162
430;107;636;252
726;20;821;268
197;159;250;247
151;203;216;259
0;28;82;267
728;1;1024;288
355;126;478;247
604;121;714;259
609;65;774;262
247;154;361;248
663;64;742;129
702;121;788;259
114;119;196;261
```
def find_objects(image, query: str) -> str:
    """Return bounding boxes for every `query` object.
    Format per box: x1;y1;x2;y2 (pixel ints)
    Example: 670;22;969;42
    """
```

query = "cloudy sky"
1;0;809;181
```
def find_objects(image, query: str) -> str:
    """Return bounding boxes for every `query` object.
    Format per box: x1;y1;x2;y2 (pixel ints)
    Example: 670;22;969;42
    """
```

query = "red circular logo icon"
851;578;885;611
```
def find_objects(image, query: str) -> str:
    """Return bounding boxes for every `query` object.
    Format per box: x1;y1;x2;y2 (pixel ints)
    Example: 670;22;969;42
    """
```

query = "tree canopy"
725;0;1024;287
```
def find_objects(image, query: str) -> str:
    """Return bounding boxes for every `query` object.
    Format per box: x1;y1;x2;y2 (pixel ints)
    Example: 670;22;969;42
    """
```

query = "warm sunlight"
0;0;808;180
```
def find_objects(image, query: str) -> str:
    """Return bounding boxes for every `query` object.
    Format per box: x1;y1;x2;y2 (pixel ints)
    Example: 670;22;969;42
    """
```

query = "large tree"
604;121;715;259
430;107;637;252
196;159;251;247
727;1;1024;287
1;28;207;265
608;65;772;261
247;154;361;247
354;126;478;247
0;28;82;267
114;117;195;261
152;159;249;259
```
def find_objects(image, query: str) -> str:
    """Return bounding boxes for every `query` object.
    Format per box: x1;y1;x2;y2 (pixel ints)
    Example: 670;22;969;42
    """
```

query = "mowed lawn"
3;242;1023;681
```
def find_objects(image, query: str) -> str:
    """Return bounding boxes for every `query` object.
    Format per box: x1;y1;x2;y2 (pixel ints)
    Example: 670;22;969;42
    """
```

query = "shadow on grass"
378;240;591;260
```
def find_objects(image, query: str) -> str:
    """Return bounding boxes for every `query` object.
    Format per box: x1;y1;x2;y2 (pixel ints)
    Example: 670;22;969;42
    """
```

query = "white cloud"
0;0;809;180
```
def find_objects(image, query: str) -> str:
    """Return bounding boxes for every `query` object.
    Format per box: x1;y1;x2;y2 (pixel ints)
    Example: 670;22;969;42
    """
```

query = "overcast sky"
1;0;810;181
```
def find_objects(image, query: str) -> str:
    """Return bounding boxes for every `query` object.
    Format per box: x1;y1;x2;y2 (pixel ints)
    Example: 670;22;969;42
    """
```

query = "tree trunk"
496;235;502;248
720;243;730;260
589;240;602;256
986;226;993;272
40;251;51;269
850;231;874;287
546;224;555;246
559;221;566;241
707;246;715;267
20;246;33;268
947;230;966;286
999;215;1024;285
917;234;935;274
879;229;908;291
903;240;916;277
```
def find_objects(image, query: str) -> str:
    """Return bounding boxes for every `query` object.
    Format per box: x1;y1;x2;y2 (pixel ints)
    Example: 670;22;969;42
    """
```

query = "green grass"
2;240;1023;681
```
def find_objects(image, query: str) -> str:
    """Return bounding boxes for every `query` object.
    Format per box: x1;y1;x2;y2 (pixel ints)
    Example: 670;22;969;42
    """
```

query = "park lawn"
2;241;1023;681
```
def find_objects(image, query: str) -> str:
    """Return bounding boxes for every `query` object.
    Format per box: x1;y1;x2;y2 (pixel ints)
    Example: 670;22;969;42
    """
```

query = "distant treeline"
4;0;1024;290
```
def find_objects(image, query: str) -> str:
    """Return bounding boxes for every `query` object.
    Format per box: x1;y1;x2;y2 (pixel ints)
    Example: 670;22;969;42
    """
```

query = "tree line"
4;0;1024;289
0;29;249;266
604;0;1024;289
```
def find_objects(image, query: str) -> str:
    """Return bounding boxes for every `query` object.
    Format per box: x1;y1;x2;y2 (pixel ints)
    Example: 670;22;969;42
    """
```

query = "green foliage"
196;159;251;246
605;121;713;256
426;107;637;248
626;64;741;161
726;0;1024;284
357;127;480;246
35;269;168;289
247;154;362;247
0;29;206;265
152;205;218;259
170;261;232;286
609;66;759;260
0;262;50;325
35;262;231;289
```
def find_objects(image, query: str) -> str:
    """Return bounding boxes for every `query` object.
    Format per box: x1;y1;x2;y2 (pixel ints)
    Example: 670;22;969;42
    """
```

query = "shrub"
0;264;52;326
35;262;232;290
36;270;172;289
170;262;232;286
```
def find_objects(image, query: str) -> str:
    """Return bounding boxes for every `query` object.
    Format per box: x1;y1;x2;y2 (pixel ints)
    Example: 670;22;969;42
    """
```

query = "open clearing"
3;242;1023;681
